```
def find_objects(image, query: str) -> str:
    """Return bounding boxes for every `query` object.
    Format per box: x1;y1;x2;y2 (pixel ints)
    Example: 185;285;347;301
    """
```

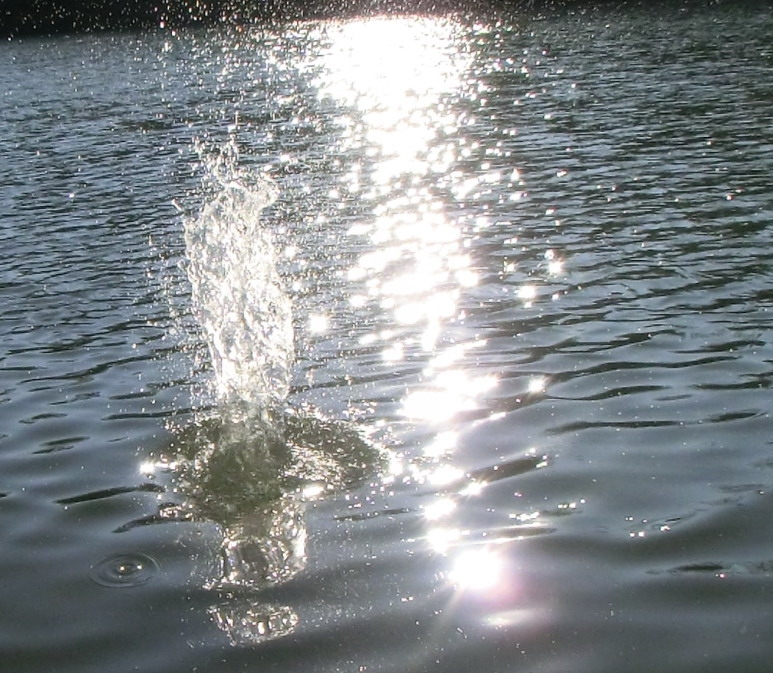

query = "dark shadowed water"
1;4;772;672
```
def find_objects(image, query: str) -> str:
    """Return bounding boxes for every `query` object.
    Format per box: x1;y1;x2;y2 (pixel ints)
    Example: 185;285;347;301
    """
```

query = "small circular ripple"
89;553;159;588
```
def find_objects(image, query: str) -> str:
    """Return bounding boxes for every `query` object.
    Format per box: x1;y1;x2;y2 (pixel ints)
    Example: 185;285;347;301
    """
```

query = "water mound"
174;409;385;525
169;408;384;595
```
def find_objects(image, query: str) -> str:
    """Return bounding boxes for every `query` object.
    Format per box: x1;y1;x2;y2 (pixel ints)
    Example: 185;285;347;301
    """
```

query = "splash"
183;139;293;426
170;139;384;646
177;137;384;523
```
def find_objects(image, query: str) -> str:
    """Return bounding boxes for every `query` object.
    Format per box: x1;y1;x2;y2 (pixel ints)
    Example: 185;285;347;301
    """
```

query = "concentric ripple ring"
89;553;159;588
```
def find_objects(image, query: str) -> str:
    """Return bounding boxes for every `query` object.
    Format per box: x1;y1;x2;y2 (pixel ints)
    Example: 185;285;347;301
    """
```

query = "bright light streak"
547;259;564;276
528;376;547;394
459;480;485;497
423;497;458;521
382;342;404;363
423;430;458;459
400;370;497;424
427;464;464;487
301;483;325;499
449;547;504;592
308;313;329;334
518;284;537;302
427;527;461;554
319;16;477;372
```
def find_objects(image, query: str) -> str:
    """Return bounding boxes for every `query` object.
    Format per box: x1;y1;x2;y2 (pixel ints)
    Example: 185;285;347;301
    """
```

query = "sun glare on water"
449;547;505;592
316;16;477;362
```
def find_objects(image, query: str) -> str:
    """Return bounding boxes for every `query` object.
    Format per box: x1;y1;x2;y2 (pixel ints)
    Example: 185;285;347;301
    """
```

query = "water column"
178;134;384;643
177;139;303;640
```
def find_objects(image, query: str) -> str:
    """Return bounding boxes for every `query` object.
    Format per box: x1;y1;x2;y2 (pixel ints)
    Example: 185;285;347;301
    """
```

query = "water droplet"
90;553;159;588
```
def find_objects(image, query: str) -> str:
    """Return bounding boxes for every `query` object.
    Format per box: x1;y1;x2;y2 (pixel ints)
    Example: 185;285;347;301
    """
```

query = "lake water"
1;4;773;672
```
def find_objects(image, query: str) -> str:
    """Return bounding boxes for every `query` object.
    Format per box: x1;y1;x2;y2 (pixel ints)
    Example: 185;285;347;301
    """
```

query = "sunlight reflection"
401;371;497;424
459;479;485;497
427;527;462;554
307;312;330;334
382;341;404;363
423;430;458;459
317;16;468;182
316;23;518;609
545;249;564;276
449;547;504;592
426;464;465;487
528;376;547;394
423;497;458;521
484;608;535;629
518;284;537;306
318;16;475;362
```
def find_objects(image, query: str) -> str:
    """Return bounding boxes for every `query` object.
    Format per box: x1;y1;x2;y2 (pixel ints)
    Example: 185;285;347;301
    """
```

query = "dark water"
2;4;773;672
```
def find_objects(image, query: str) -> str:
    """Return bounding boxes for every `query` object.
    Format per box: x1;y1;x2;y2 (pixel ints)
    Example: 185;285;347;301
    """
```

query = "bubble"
89;553;159;588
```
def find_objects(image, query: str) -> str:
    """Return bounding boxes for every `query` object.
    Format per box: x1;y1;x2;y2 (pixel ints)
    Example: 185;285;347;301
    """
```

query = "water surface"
1;4;772;672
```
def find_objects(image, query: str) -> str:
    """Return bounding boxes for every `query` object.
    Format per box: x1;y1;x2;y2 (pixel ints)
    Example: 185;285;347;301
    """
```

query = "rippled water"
1;4;773;672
